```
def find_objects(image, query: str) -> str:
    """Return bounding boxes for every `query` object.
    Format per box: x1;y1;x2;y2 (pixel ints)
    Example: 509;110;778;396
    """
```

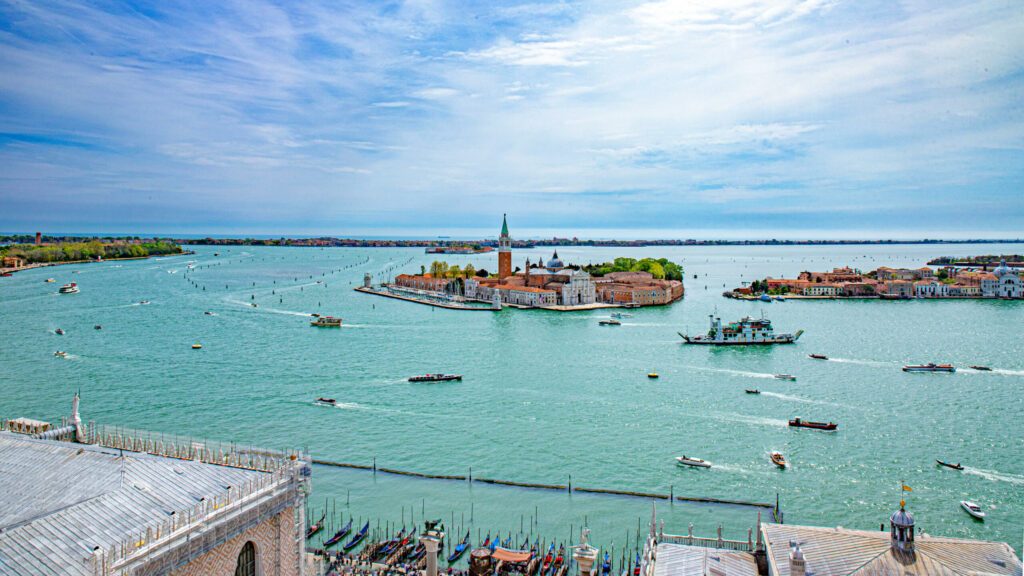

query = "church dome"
993;259;1012;277
891;507;914;527
546;251;564;269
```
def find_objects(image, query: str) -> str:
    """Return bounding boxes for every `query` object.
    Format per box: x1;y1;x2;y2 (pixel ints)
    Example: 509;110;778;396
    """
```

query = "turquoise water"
1;244;1022;555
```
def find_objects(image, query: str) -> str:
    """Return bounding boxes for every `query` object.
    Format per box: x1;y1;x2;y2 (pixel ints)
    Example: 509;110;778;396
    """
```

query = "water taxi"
45;278;55;283
53;351;67;358
808;354;828;360
611;312;632;319
647;372;659;379
311;316;343;327
789;418;837;431
770;452;787;468
960;500;985;520
936;459;963;471
675;455;711;468
774;374;796;381
902;363;955;373
54;328;64;335
408;373;462;382
680;314;802;345
58;282;79;294
191;343;203;349
599;319;621;326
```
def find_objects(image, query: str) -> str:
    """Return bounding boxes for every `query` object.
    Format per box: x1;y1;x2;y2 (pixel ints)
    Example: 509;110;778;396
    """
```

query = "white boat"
58;282;79;294
599;319;621;326
680;314;802;345
960;500;985;520
675;455;711;468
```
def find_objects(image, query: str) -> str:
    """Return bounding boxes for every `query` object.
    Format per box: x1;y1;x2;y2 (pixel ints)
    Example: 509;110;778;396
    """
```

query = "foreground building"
0;396;310;576
643;503;1021;576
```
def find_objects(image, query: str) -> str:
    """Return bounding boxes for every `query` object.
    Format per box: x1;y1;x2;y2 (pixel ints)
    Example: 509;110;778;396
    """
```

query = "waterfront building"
465;281;558;307
993;259;1023;298
878;279;914;298
0;395;310;576
644;503;1021;576
594;271;684;305
914;279;949;298
2;256;25;269
498;214;512;280
802;283;840;296
394;273;452;292
875;266;934;281
798;267;863;283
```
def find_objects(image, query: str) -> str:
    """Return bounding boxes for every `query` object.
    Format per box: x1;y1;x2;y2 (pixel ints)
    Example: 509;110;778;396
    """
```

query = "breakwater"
311;459;776;511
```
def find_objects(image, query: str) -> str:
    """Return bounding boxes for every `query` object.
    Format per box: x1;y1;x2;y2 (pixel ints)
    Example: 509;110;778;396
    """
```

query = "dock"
354;286;499;311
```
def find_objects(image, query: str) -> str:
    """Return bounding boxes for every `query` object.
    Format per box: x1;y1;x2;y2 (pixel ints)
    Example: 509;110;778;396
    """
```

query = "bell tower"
498;214;512;280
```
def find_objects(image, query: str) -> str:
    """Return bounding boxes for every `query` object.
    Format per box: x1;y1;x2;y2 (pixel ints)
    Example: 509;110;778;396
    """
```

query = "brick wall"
170;507;298;576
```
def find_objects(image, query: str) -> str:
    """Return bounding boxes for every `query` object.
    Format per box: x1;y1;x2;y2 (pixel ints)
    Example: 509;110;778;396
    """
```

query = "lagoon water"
1;243;1022;555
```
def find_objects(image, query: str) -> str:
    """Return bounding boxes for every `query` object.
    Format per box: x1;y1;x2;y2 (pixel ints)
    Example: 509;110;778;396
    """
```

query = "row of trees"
424;261;488;279
1;241;182;264
582;257;684;281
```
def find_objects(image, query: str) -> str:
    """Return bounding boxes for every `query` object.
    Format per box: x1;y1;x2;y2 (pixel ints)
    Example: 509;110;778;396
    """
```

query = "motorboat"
611;312;632;319
250;303;258;308
770;452;787;468
94;325;102;330
647;372;659;379
316;397;337;406
408;373;462;382
58;282;79;294
969;365;992;371
903;363;955;373
960;500;985;520
936;460;964;471
788;418;837;431
774;374;796;381
204;311;216;316
599;319;621;326
745;389;760;394
809;354;828;360
681;314;802;345
45;278;55;283
192;343;203;349
53;351;67;358
774;296;785;301
54;328;64;335
675;455;711;468
139;300;150;305
310;316;343;327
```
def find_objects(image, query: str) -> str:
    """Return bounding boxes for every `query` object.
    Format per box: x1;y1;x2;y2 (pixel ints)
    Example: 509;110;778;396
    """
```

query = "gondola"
447;530;471;563
322;519;353;548
601;552;612;576
541;543;555;575
306;512;326;539
936;459;964;471
343;521;370;551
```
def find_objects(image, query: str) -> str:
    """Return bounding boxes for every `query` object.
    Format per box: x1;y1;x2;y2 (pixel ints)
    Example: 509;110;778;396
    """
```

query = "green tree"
463;264;476;278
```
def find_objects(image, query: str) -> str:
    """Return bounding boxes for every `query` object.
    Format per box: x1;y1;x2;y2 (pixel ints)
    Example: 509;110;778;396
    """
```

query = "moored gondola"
322;519;353;548
306;512;326;539
447;530;471;563
343;521;370;551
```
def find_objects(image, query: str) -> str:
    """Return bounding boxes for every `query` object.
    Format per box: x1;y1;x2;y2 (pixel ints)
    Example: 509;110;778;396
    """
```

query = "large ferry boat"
679;314;802;345
310;316;343;327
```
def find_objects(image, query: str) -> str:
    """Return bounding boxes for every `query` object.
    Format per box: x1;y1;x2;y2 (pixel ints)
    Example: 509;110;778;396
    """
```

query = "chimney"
789;542;805;576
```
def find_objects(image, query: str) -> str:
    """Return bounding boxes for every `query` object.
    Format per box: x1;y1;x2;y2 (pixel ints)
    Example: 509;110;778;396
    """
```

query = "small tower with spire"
890;495;916;554
498;214;512;280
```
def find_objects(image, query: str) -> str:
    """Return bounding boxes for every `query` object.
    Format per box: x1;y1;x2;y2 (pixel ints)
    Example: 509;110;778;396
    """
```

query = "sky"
0;0;1022;239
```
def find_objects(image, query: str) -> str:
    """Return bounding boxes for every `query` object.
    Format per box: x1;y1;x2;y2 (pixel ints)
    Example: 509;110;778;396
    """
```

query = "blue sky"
0;0;1022;238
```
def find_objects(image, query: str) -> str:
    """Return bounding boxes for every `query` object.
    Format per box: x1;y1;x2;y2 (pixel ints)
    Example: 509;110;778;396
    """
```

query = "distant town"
730;260;1024;300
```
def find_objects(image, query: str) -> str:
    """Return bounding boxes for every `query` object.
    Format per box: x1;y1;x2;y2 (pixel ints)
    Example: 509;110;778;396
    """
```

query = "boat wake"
711;412;789;428
963;467;1024;485
224;299;311;317
990;368;1024;377
313;401;366;411
684;366;777;379
826;357;891;367
761;391;844;408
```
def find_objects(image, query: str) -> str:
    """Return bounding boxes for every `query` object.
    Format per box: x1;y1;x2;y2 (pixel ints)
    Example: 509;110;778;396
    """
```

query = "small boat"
204;311;215;316
323;519;354;547
611;312;632;319
45;278;55;283
310;316;343;327
601;552;612;576
903;363;955;373
770;451;787;468
306;512;327;539
599;319;621;326
311;313;321;317
774;374;796;381
446;530;471;563
316;397;337;406
138;300;150;305
192;343;202;349
53;351;67;358
54;328;64;335
969;365;992;371
647;372;659;379
745;389;760;394
774;296;785;301
0;272;11;277
408;373;462;382
94;325;102;330
759;294;772;302
789;418;837;431
936;459;964;471
343;521;370;551
960;500;986;520
675;455;711;468
250;303;258;308
58;282;79;294
809;354;828;360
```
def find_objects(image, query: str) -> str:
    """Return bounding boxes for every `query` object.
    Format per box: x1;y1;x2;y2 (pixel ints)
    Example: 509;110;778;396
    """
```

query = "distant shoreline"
0;251;193;276
176;238;1023;248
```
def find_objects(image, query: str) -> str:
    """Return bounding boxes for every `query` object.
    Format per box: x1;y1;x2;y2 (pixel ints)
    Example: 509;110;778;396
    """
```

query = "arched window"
235;541;256;576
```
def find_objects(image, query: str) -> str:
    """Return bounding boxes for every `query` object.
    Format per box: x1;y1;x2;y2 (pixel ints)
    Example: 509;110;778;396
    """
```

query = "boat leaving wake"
687;366;776;379
710;412;789;428
225;299;311;317
991;368;1024;377
963;467;1024;485
313;401;366;410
